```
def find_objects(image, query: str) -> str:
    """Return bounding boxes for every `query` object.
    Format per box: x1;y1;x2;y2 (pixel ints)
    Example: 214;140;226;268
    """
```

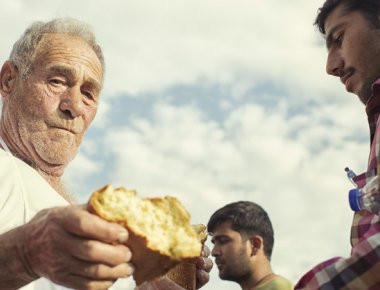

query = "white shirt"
0;138;69;290
0;139;135;290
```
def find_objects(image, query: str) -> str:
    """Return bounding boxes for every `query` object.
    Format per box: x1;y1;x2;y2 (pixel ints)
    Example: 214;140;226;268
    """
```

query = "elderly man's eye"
83;91;94;100
49;78;64;85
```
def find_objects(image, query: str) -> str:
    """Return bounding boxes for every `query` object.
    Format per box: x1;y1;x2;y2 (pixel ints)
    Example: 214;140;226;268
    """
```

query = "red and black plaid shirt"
295;79;380;290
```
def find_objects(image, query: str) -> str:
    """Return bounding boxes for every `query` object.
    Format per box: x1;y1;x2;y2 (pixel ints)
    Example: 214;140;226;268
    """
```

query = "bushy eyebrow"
46;64;101;93
211;235;229;244
326;23;345;49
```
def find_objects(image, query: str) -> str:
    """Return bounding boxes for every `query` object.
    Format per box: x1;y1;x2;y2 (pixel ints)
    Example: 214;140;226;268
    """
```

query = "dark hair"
315;0;380;34
207;201;274;260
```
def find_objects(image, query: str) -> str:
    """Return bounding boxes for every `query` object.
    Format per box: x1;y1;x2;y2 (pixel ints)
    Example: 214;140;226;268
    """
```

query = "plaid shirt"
295;80;380;290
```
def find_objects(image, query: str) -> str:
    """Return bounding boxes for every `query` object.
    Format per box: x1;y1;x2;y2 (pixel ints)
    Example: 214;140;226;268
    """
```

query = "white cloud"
0;0;343;101
102;99;367;286
0;1;373;289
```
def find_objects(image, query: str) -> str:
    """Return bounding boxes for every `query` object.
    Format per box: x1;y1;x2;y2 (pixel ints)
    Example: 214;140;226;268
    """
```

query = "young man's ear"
249;235;263;256
0;61;18;100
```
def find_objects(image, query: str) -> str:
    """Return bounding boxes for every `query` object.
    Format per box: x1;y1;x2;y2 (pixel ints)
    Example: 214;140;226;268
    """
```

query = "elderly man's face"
5;33;103;176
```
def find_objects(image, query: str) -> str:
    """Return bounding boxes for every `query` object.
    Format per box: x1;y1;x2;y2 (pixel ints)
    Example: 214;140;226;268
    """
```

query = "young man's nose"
211;246;220;257
326;51;344;77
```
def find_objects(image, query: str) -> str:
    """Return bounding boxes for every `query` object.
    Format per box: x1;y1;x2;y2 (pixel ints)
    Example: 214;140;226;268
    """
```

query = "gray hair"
9;17;105;81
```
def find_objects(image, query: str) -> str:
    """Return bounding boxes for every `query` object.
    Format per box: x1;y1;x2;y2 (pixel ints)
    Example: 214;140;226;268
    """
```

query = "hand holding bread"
17;205;133;289
166;224;208;290
88;184;204;286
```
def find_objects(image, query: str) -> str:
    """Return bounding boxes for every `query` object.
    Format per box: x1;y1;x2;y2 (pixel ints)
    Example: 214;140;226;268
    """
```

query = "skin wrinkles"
41;47;103;88
0;33;103;180
0;24;211;289
46;64;102;100
325;6;380;104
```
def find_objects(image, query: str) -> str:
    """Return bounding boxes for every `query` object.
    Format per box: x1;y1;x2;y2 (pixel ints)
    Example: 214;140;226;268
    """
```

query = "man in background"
208;201;293;290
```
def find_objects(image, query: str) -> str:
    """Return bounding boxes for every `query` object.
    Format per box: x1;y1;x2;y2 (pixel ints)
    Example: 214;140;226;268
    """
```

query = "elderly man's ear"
0;61;18;99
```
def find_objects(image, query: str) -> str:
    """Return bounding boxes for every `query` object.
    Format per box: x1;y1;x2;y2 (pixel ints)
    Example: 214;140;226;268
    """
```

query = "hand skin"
136;244;213;290
0;205;134;290
195;244;213;289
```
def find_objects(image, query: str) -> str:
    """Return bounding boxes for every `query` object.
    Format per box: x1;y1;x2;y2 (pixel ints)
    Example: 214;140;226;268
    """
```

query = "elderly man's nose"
59;88;84;118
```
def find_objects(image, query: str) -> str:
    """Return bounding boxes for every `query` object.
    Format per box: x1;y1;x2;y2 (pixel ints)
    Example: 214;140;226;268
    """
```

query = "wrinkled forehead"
34;33;103;86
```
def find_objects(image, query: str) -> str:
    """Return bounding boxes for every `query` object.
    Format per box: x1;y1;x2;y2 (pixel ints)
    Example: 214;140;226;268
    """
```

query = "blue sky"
0;0;372;289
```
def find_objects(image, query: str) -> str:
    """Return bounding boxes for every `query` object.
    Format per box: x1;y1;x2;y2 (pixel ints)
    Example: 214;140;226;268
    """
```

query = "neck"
0;127;75;204
0;120;67;173
37;169;76;204
240;261;273;290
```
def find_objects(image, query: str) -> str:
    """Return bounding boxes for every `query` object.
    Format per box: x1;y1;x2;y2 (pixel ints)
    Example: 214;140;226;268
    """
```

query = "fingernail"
126;263;135;275
118;230;129;243
125;249;132;261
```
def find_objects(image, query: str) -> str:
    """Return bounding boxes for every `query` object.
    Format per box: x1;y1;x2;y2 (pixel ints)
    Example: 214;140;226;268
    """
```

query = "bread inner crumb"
99;186;201;259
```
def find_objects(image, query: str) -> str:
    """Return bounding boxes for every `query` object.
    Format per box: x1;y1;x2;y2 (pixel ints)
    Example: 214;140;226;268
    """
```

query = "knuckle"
83;267;94;279
61;206;89;233
80;240;97;258
83;264;99;278
80;281;96;290
196;257;205;268
70;212;86;231
93;264;103;277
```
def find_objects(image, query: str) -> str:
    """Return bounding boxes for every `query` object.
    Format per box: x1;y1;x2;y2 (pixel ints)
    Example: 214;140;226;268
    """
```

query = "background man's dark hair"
315;0;380;34
207;201;274;260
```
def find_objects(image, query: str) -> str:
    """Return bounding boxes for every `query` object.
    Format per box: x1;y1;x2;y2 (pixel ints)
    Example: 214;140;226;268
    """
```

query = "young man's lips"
215;260;224;268
341;73;353;92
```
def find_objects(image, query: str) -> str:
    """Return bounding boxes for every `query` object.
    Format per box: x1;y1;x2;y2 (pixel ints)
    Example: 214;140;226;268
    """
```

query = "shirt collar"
366;79;380;114
365;79;380;144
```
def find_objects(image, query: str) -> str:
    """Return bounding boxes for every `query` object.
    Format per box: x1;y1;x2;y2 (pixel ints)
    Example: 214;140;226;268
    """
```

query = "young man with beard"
208;201;293;290
295;0;380;288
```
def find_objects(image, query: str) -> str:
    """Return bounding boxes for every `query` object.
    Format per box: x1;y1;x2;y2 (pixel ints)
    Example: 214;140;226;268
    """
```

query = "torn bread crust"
88;184;202;285
166;224;208;290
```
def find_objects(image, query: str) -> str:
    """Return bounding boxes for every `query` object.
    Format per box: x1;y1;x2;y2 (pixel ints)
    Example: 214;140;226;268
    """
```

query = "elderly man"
0;18;211;290
295;0;380;288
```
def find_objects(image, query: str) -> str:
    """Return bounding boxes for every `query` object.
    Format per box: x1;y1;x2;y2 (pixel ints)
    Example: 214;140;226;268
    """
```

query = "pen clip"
345;167;357;187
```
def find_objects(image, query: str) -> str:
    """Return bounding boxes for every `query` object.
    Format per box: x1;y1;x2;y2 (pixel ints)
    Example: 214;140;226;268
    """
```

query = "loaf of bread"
166;224;208;290
88;184;202;285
